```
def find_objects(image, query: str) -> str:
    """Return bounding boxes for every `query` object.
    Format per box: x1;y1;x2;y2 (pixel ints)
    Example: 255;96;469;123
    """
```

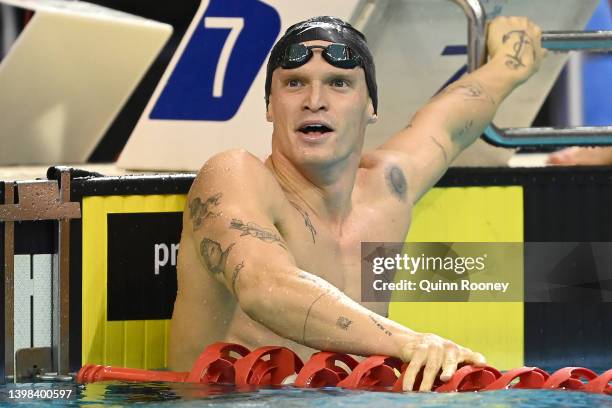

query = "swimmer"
547;0;612;167
170;15;545;391
547;146;612;166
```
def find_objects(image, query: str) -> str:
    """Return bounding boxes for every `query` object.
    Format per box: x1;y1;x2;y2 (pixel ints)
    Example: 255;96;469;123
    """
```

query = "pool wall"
2;166;612;382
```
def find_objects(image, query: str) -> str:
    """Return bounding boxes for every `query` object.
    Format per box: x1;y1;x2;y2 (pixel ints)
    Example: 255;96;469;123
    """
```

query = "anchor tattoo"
502;30;533;70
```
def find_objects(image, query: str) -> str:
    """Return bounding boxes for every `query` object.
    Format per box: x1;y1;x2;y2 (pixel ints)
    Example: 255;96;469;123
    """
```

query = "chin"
293;144;353;169
294;150;336;167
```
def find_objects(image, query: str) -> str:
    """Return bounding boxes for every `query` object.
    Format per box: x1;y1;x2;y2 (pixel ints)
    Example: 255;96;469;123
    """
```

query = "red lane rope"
76;342;612;395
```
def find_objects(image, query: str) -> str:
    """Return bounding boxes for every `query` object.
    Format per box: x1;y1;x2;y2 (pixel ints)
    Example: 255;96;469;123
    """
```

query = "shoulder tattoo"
189;192;222;230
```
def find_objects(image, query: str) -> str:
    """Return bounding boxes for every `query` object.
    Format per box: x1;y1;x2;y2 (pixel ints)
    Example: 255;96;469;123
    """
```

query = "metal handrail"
1;169;80;382
452;0;612;147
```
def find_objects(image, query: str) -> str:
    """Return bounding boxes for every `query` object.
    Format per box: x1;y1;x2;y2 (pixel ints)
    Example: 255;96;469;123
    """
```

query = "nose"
302;81;328;113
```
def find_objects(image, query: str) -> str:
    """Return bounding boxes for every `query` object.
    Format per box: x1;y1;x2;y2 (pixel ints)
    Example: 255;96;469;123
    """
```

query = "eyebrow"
275;63;366;90
277;70;361;81
327;72;358;81
277;72;309;83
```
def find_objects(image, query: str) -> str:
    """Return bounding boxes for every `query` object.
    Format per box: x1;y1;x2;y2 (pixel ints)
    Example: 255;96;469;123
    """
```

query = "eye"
287;79;303;88
330;78;351;88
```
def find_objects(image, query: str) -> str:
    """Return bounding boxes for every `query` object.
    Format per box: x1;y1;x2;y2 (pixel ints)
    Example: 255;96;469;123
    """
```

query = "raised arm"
187;150;484;390
378;17;545;202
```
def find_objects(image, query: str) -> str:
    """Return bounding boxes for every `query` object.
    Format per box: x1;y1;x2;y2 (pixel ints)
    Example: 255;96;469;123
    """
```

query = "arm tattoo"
429;135;449;165
502;30;534;70
229;218;287;249
231;260;245;295
336;316;353;330
442;81;496;105
189;193;222;230
385;165;408;202
289;202;317;243
369;315;393;336
303;292;329;343
200;238;234;275
455;119;474;139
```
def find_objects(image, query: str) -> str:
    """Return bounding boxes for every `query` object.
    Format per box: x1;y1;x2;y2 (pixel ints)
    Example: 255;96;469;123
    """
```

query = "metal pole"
53;170;72;375
3;184;14;382
451;0;612;146
542;31;612;52
451;0;487;72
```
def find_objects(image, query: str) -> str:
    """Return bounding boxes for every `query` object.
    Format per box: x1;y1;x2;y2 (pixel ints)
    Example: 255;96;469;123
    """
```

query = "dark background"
107;212;182;321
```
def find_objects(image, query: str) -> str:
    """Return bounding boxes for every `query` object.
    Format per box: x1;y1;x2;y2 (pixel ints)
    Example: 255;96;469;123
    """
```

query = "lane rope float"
77;342;612;395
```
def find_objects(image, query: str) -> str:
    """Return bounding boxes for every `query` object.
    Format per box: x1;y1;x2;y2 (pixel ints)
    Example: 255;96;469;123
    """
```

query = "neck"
265;147;362;229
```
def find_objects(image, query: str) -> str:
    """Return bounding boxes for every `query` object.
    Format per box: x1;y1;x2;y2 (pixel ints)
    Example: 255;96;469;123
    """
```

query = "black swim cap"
265;16;378;114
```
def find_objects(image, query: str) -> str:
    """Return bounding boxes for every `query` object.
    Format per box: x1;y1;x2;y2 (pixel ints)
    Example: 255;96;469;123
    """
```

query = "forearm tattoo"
189;193;222;230
200;238;234;275
428;135;449;165
303;292;329;343
502;30;535;70
230;218;287;249
385;165;408;202
231;260;245;295
336;316;353;330
369;314;393;336
446;82;496;105
455;119;474;139
289;201;317;243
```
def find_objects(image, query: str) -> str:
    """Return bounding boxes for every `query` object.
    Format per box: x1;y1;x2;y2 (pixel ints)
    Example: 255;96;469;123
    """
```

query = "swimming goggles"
280;43;362;70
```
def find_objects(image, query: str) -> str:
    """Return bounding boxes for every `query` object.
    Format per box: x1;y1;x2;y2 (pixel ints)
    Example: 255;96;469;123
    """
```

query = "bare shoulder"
196;148;270;180
190;149;283;214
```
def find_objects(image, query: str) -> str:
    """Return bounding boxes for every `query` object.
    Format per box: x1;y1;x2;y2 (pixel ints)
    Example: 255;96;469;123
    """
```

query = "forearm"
414;55;522;155
238;269;416;359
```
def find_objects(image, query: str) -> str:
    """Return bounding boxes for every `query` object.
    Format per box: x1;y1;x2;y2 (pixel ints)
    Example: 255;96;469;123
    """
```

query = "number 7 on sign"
204;17;245;98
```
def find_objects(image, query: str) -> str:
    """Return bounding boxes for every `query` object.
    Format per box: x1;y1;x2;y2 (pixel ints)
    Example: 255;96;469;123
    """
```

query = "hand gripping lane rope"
77;342;612;395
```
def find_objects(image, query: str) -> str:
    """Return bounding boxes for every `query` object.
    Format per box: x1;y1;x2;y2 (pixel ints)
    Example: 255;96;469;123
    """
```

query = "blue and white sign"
151;0;280;121
119;0;598;170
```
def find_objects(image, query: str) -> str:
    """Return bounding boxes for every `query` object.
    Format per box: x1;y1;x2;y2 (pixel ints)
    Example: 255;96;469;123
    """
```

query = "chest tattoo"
289;201;317;243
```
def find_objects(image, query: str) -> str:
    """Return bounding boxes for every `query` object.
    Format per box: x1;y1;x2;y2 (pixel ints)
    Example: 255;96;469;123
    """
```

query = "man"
548;146;612;165
170;15;545;391
548;0;612;166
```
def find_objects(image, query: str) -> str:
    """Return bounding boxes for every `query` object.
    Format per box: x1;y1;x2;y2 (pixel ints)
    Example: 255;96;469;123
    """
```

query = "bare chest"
277;202;412;302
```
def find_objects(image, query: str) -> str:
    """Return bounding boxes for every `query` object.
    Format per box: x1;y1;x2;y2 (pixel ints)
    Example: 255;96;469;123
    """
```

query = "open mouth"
297;124;334;139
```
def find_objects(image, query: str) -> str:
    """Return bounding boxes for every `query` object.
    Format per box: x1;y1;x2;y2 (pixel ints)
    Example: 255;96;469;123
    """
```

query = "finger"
532;24;542;37
472;352;487;367
402;346;427;392
462;348;487;367
419;346;444;391
440;346;459;381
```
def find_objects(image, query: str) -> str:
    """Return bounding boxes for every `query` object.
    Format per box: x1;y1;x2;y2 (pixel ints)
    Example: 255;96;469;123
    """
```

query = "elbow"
232;269;281;320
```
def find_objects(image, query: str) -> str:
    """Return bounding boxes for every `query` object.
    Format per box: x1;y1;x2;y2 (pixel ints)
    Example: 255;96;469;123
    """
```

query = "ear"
266;100;274;123
366;99;377;124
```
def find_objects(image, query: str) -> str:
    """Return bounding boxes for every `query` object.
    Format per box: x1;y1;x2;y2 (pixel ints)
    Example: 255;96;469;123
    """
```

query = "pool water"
1;382;611;407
